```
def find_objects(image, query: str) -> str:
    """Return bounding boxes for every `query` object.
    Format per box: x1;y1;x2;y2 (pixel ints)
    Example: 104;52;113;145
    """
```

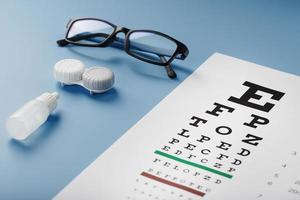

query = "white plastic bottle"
6;92;59;140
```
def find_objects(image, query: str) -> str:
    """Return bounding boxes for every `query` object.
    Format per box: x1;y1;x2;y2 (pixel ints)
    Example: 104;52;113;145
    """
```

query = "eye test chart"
54;53;300;200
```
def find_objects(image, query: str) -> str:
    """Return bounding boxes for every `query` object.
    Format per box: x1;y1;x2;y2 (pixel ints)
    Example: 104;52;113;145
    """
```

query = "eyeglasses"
57;18;189;79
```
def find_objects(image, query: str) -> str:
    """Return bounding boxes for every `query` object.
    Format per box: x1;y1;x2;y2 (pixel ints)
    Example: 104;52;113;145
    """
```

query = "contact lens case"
54;59;114;94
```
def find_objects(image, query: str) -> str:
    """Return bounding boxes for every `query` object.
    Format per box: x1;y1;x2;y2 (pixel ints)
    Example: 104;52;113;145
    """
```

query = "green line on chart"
154;150;233;179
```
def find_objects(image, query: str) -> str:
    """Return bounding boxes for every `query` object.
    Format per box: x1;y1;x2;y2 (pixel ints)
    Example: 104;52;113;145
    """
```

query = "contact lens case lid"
54;59;85;84
82;67;115;93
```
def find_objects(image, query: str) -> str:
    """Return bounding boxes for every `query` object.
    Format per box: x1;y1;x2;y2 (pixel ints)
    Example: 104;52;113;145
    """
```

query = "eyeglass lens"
128;31;177;64
67;19;114;45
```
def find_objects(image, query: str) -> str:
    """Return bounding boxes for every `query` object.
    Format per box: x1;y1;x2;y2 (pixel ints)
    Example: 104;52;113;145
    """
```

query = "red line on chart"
140;172;205;197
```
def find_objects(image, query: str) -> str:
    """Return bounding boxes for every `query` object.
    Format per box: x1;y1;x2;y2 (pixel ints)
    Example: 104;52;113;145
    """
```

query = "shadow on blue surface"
55;83;120;102
67;46;193;80
9;112;62;152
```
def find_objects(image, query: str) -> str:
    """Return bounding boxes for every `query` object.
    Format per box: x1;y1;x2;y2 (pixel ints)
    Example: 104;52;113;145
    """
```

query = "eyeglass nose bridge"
111;27;130;40
101;26;130;47
115;27;130;34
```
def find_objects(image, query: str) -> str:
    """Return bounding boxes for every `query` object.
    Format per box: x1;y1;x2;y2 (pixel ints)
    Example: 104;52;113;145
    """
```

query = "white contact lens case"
54;59;114;94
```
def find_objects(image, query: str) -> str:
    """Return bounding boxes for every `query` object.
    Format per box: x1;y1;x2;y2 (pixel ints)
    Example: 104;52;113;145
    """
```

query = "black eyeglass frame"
57;18;189;79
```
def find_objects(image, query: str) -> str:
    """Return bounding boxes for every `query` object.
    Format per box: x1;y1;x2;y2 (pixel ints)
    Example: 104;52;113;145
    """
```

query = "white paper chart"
54;53;300;200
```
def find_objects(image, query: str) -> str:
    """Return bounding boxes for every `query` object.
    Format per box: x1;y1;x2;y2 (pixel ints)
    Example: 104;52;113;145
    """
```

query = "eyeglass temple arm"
159;55;177;79
57;33;186;60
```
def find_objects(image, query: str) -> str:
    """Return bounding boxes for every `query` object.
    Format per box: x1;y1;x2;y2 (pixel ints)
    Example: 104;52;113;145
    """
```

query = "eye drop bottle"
6;92;59;140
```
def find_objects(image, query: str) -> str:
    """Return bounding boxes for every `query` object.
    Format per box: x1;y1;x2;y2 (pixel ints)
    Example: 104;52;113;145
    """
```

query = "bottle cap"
37;92;60;112
54;59;85;84
82;67;115;93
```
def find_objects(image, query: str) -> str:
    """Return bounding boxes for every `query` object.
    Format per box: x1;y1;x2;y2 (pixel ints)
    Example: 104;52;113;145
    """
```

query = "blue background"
0;0;299;199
